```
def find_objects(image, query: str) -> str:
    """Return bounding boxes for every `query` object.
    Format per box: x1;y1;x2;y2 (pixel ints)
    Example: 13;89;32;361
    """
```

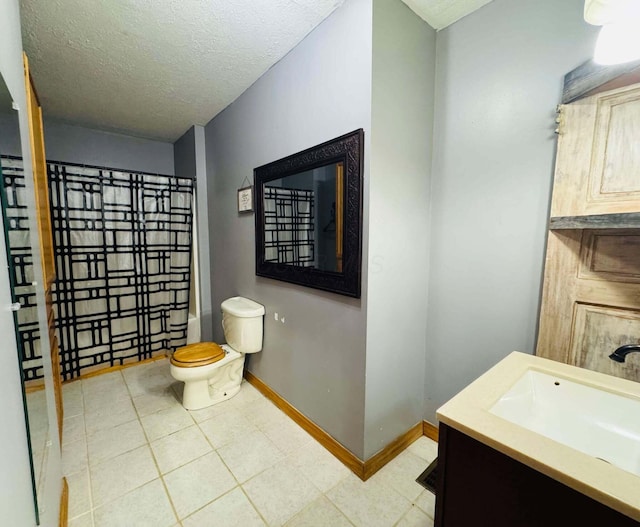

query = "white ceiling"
400;0;494;30
19;0;492;143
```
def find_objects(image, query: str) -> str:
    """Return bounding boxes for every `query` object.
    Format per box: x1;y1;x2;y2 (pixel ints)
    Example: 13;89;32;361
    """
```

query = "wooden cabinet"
24;53;62;440
434;424;638;527
536;79;640;381
551;83;640;218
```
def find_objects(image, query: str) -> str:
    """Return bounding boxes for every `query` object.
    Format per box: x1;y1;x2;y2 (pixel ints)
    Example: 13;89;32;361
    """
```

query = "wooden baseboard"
59;477;68;527
423;420;439;442
62;353;168;384
244;370;365;478
24;380;46;393
244;370;437;481
363;422;423;480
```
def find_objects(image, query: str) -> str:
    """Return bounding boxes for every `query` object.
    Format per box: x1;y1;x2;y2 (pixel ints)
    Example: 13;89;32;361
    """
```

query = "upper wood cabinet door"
551;82;640;218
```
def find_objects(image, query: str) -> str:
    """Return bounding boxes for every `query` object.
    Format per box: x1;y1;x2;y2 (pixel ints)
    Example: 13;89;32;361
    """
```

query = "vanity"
435;352;640;526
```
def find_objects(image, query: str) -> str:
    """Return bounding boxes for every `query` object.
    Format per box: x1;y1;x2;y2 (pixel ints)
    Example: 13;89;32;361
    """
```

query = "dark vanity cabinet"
434;423;639;527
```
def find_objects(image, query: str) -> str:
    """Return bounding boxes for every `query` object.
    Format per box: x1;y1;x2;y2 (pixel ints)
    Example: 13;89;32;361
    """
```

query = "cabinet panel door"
569;304;640;381
550;83;640;217
588;91;640;207
537;230;640;382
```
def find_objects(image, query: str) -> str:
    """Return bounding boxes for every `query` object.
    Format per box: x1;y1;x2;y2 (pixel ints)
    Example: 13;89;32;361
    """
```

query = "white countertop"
436;351;640;522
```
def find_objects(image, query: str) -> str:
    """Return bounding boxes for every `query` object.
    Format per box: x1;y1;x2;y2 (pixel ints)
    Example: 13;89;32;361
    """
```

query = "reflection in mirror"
0;75;47;523
263;161;344;272
255;129;363;298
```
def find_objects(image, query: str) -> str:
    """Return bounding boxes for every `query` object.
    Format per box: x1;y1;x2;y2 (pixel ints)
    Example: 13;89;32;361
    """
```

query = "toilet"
170;296;265;410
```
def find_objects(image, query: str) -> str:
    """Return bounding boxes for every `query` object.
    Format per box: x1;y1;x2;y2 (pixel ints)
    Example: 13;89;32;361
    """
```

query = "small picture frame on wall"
237;186;254;213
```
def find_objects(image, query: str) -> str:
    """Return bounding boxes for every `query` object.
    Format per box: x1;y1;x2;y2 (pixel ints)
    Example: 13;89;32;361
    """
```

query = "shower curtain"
263;186;315;266
0;155;43;382
47;162;194;380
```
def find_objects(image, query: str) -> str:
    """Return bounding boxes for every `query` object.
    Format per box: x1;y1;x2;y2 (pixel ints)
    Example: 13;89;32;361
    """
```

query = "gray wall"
364;0;435;458
424;0;600;422
174;125;213;341
42;119;174;174
0;117;174;174
205;0;372;458
174;126;196;179
0;0;61;524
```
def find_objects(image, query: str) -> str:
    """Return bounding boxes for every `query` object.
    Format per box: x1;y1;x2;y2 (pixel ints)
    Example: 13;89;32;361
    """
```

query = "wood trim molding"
244;370;365;478
62;353;168;384
423;420;439;442
244;370;439;481
59;477;68;527
363;422;423;480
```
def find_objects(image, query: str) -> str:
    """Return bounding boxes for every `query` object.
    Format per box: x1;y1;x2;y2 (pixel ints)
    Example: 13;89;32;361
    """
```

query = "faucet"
609;344;640;363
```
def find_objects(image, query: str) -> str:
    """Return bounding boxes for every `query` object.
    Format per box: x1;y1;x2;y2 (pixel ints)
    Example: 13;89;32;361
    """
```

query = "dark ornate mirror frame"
254;129;364;298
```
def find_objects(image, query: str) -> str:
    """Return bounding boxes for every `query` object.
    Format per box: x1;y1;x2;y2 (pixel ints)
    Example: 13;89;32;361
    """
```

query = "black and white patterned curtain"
50;163;194;380
0;156;43;382
264;186;315;266
1;156;194;381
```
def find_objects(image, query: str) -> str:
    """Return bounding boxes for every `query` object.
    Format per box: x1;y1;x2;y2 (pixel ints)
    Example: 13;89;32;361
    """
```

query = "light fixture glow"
594;20;640;65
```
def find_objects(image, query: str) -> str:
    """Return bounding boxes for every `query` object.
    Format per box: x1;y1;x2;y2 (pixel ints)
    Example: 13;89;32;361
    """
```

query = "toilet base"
178;352;246;411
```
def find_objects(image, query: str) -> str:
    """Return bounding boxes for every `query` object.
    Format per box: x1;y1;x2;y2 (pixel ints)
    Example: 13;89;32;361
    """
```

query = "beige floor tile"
150;425;212;474
262;417;313;455
198;407;257;448
407;437;438;463
132;387;181;417
87;419;146;466
227;382;264;410
123;359;173;397
90;445;158;507
62;437;88;477
140;405;194;442
82;373;130;411
217;430;284;483
284;495;352;527
286;439;350;493
187;398;233;423
242;398;290;430
396;505;434;527
93;479;176;527
62;359;437;527
242;460;321;527
67;468;91;519
63;384;84;418
83;386;131;415
182;487;265;527
414;489;436;519
326;473;411;527
84;399;138;436
63;414;86;446
163;451;237;519
82;371;125;389
369;450;427;502
63;380;83;398
69;512;93;527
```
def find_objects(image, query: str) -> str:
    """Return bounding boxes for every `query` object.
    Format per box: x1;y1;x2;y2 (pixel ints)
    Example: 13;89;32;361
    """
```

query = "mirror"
254;129;363;298
0;74;47;523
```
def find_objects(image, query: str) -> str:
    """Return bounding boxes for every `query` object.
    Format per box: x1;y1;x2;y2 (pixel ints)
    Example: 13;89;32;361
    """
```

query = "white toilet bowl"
170;344;245;410
170;297;265;411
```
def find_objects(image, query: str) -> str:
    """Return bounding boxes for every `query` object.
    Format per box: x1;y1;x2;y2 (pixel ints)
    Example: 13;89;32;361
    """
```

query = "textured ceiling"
400;0;494;30
20;0;344;142
20;0;491;143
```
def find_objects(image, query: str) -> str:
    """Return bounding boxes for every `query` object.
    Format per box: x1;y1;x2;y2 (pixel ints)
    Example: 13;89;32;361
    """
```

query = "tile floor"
62;358;438;527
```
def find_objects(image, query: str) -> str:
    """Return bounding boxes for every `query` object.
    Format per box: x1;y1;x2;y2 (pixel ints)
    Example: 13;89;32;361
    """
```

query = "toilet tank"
221;296;265;354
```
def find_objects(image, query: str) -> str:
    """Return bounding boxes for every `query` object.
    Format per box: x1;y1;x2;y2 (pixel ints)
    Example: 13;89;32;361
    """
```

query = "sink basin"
490;369;640;477
436;352;640;521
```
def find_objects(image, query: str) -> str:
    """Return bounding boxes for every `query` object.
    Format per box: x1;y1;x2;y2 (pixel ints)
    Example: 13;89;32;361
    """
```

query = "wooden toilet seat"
170;342;226;367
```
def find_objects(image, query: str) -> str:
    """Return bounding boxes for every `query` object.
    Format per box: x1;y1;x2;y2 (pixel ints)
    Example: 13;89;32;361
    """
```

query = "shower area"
2;156;195;383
